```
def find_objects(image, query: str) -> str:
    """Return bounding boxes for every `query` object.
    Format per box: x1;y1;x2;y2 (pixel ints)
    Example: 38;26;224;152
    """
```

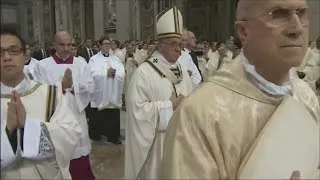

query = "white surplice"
178;49;201;89
32;56;93;159
24;57;39;79
110;48;125;65
125;52;146;92
1;76;81;179
197;56;208;81
88;52;125;110
125;51;193;179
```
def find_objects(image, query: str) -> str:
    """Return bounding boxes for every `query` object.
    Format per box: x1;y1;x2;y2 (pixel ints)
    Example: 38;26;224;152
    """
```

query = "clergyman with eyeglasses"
125;6;193;179
1;27;81;179
159;0;319;179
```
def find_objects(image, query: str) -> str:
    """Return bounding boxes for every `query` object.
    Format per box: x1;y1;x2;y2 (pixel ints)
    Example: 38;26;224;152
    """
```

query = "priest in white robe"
1;27;81;179
33;31;95;180
160;0;320;179
125;7;193;179
88;36;125;145
110;40;125;64
124;43;145;92
178;29;202;89
205;42;230;79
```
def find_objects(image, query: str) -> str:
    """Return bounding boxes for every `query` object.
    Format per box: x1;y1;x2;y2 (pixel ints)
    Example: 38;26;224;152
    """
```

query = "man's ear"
234;21;247;46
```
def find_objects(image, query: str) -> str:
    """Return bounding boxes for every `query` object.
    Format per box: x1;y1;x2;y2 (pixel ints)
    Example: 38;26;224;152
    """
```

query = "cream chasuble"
32;55;93;159
159;54;320;179
1;77;81;179
125;51;193;179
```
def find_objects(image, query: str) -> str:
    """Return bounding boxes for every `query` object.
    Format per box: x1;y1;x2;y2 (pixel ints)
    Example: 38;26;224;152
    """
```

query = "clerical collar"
242;54;292;96
25;58;31;65
184;48;191;53
100;51;109;57
1;75;30;94
52;53;74;64
154;51;179;68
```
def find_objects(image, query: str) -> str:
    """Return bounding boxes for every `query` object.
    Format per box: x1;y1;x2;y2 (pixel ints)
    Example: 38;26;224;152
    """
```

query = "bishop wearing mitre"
125;7;193;179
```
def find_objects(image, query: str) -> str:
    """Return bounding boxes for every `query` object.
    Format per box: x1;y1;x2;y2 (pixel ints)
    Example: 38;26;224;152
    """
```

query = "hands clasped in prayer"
107;68;116;78
6;90;26;135
62;68;73;89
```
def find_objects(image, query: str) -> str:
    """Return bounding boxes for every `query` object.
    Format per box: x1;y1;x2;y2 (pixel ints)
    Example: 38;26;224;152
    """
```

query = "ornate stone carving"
140;0;155;41
42;0;52;44
71;0;81;42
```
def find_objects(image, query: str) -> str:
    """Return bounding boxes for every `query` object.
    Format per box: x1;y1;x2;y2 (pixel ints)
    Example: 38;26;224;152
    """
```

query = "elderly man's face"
158;38;182;63
237;0;309;69
187;32;197;50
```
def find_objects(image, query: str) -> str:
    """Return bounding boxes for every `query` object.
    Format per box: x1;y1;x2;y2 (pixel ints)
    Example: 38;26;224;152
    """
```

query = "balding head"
236;0;260;20
235;0;309;85
54;31;72;58
181;28;188;48
186;31;197;51
54;31;72;43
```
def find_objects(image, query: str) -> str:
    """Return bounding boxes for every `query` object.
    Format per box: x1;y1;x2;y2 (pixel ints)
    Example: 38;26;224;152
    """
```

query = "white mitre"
156;6;183;40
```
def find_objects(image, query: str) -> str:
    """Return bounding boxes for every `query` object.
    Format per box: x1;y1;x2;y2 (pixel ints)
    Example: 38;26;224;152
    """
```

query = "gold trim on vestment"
156;33;182;40
46;85;56;122
1;83;42;98
173;7;180;34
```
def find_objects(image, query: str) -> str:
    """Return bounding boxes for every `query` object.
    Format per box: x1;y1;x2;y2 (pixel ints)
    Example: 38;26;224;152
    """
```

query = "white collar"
1;75;30;94
242;54;292;96
153;51;179;68
184;48;191;53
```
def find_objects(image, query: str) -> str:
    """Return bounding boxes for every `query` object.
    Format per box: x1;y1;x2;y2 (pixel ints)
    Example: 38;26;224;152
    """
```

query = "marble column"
93;0;105;40
308;0;320;40
33;1;44;44
116;0;131;42
55;0;70;31
71;0;83;42
42;0;56;44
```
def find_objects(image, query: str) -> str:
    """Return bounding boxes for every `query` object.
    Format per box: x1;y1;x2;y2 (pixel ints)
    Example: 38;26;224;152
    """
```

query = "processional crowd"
1;0;320;179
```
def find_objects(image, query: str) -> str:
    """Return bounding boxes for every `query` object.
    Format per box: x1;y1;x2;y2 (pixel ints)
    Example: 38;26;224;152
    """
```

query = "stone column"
55;0;70;31
33;1;44;44
71;0;82;42
18;2;27;39
79;0;86;43
42;0;56;44
116;0;131;42
93;0;105;40
308;0;320;40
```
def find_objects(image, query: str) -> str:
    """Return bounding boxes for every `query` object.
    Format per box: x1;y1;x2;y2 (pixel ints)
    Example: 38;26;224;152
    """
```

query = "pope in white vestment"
125;7;193;179
1;75;81;179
